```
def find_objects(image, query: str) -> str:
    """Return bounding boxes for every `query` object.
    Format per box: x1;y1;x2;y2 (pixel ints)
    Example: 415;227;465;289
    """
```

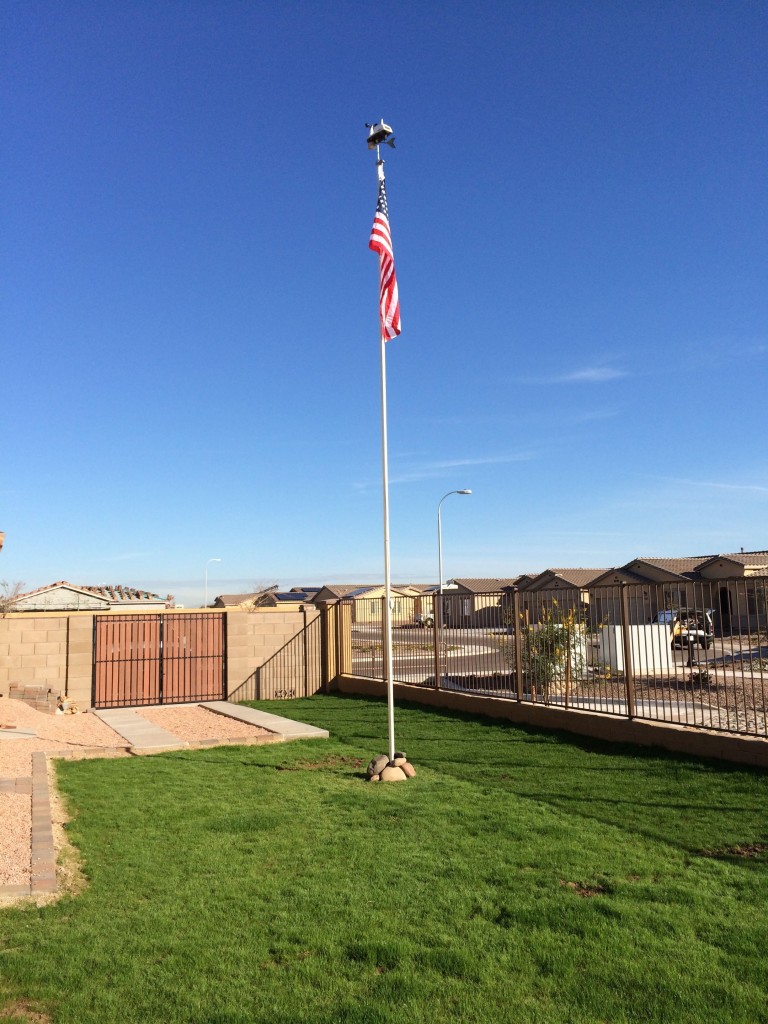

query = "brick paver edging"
0;753;59;901
0;746;132;902
30;751;57;895
0;734;284;902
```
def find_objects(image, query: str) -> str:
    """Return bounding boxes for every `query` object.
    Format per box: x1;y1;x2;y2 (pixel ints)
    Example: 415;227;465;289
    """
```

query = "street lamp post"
204;558;222;609
436;489;472;686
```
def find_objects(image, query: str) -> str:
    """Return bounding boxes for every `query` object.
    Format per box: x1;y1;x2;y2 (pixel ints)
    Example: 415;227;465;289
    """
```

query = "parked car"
652;609;714;649
415;612;435;628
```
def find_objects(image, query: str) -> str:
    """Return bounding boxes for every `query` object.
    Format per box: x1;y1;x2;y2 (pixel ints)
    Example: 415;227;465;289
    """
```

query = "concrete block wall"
226;607;322;702
1;607;325;710
0;613;95;709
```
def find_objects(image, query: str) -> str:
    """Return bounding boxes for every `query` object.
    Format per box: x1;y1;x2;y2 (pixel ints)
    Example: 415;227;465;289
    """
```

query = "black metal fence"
344;576;768;738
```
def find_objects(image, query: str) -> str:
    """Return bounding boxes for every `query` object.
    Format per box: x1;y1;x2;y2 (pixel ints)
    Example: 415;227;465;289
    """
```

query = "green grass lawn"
1;694;767;1024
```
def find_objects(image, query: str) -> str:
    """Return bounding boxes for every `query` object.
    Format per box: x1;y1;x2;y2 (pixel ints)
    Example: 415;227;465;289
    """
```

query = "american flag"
369;174;401;340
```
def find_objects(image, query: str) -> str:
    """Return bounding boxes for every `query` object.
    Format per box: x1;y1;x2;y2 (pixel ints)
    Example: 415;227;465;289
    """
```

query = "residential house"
212;586;278;610
696;552;768;631
513;568;608;627
289;586;322;600
444;578;521;627
309;584;369;608
585;567;654;629
512;552;768;633
343;584;431;625
309;583;437;625
13;582;172;613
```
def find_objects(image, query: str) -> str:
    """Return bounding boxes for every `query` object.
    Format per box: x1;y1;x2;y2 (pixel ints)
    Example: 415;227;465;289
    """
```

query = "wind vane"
365;120;396;152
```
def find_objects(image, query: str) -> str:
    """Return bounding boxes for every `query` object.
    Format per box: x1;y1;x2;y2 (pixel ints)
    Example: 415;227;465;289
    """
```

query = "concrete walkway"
201;701;330;740
91;708;188;752
93;702;328;752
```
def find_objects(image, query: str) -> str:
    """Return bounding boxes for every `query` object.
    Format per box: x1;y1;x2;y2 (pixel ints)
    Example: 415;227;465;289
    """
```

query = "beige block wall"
226;606;323;702
1;606;326;710
0;612;95;707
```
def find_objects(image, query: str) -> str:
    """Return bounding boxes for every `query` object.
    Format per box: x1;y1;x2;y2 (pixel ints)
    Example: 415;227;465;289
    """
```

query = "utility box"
598;624;674;674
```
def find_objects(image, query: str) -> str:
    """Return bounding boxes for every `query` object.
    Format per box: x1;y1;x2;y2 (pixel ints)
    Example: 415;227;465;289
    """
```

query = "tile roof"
82;584;166;603
590;567;649;585
315;584;370;598
546;568;610;586
314;583;435;598
18;581;105;601
450;578;520;592
714;550;768;568
18;581;166;603
628;557;710;576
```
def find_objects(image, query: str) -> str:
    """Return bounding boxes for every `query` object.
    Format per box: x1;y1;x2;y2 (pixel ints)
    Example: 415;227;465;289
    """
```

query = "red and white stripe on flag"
369;177;401;341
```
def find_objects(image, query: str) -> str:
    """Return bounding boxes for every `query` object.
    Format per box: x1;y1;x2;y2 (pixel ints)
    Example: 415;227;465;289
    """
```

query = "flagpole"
379;314;396;764
375;157;396;764
366;120;401;772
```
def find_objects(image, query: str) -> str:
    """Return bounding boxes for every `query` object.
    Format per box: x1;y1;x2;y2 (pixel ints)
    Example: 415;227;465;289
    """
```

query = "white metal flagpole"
379;315;396;763
366;120;400;764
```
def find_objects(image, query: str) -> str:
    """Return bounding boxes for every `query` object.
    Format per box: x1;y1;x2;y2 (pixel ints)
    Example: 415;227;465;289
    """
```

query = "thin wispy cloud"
656;477;768;495
568;407;620;423
353;452;535;489
553;367;628;383
520;364;629;385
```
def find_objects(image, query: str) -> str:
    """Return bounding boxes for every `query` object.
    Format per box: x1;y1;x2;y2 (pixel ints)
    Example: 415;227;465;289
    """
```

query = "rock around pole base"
367;751;416;782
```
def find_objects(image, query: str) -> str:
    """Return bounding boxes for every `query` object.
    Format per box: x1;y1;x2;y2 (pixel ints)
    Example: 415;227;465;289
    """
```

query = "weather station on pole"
364;120;416;784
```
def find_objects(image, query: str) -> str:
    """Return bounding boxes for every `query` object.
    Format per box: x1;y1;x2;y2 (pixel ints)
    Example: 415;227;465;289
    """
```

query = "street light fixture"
204;558;222;609
436;489;472;686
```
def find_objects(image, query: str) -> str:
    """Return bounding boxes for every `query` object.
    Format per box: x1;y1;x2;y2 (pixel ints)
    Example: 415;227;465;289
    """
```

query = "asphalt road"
351;626;766;683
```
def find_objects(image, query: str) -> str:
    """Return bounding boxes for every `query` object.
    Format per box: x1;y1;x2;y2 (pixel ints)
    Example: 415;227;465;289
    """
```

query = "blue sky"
2;1;766;606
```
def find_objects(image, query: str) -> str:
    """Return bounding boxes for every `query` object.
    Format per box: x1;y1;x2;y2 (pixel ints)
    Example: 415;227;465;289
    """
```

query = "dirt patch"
46;764;87;903
696;842;767;859
0;1001;52;1023
277;755;365;771
559;879;607;897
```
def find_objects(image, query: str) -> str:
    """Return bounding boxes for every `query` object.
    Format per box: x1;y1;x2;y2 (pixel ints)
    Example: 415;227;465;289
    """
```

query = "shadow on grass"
239;693;768;856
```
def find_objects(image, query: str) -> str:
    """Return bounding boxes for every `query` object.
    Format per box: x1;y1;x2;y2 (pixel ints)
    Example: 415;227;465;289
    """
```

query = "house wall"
443;592;504;627
15;591;107;612
713;580;766;632
349;595;416;625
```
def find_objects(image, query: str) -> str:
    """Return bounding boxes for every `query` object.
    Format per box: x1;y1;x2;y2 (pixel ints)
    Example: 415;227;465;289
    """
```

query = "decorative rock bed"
367;751;416;782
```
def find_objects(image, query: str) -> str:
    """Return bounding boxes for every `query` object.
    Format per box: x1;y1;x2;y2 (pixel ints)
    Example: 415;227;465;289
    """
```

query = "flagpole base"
366;751;416;782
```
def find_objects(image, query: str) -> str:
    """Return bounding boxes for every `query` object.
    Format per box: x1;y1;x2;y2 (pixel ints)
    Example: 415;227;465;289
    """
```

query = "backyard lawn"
1;694;767;1024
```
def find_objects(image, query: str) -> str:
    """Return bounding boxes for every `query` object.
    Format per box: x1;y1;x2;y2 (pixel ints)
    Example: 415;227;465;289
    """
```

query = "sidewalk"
92;702;329;752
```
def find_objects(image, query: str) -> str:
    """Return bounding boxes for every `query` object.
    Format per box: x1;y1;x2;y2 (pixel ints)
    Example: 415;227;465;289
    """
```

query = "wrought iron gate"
92;613;227;708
